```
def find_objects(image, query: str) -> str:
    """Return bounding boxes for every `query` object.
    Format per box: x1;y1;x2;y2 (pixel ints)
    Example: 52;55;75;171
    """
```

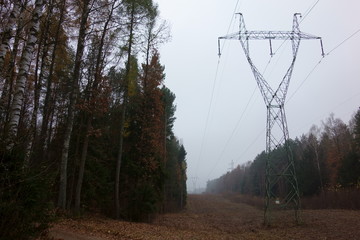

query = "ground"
47;194;360;240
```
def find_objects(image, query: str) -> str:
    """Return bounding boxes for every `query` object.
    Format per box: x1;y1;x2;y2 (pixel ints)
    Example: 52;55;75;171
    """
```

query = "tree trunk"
67;114;84;210
115;101;127;218
313;144;323;191
39;0;66;160
73;0;116;214
57;0;90;209
74;117;91;214
25;1;55;166
7;0;44;149
0;3;25;131
0;1;21;70
115;2;135;219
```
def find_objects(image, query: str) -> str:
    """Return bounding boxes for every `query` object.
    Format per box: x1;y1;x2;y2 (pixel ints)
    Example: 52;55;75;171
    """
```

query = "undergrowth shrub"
128;183;159;222
222;189;360;211
0;151;55;240
301;188;360;209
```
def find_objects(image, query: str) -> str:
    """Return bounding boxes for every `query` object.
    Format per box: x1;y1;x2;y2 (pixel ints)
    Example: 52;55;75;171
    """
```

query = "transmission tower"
218;13;324;225
191;176;198;193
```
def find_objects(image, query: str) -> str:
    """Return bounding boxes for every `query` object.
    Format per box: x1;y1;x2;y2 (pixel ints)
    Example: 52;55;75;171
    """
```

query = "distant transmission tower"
229;160;234;171
218;13;324;225
191;176;198;193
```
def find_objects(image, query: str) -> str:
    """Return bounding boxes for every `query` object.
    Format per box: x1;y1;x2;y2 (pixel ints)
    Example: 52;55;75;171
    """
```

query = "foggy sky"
155;0;360;192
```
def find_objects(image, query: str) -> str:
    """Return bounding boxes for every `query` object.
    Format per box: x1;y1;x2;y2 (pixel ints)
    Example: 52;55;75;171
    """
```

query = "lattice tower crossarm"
218;13;324;225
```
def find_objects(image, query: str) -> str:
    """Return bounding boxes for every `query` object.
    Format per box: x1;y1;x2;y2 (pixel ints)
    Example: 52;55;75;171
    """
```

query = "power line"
207;4;319;178
270;1;321;58
235;77;360;167
211;1;322;167
326;28;360;56
226;0;242;34
254;0;321;93
294;91;360;135
206;1;320;181
208;4;319;175
196;0;245;180
207;2;359;188
190;176;198;193
287;26;360;103
195;59;221;175
238;21;359;162
206;86;257;178
300;0;320;23
219;0;244;56
235;126;265;164
219;13;323;224
287;57;323;103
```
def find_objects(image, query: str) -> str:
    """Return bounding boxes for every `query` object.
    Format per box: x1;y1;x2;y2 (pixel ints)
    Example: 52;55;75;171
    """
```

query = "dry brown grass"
47;194;360;240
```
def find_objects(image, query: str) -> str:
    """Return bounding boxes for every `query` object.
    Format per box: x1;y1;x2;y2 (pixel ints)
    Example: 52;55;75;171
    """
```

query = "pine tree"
58;0;91;209
74;0;118;215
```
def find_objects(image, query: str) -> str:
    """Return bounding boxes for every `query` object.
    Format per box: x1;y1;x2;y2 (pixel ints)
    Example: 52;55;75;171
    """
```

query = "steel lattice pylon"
219;13;324;225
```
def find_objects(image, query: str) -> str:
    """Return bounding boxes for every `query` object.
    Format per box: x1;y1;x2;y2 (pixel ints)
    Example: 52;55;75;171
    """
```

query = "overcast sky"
154;0;360;192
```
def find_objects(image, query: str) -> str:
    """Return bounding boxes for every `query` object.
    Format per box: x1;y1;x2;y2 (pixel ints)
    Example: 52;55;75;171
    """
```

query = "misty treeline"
0;0;187;238
207;109;360;208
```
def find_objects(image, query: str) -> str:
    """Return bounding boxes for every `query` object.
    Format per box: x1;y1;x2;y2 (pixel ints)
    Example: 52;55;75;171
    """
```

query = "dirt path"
49;228;104;240
48;194;360;240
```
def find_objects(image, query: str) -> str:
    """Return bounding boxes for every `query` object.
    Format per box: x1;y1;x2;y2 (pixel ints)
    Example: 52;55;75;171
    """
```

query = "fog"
155;0;360;192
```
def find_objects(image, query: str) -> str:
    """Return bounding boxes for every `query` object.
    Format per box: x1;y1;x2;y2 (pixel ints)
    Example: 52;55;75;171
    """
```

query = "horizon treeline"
206;109;360;205
0;0;186;238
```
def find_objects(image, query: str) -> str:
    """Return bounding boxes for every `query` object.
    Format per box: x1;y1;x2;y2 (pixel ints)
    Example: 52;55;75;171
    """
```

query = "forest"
206;109;360;209
0;0;187;239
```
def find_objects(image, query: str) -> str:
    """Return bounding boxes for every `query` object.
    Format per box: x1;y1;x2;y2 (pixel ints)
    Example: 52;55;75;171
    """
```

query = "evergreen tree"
0;0;187;237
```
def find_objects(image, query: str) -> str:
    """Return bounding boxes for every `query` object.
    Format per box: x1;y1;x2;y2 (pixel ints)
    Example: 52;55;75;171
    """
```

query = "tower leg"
264;105;301;225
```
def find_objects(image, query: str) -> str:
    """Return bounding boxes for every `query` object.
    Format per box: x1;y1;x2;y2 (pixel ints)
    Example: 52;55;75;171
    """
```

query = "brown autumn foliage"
207;110;360;210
